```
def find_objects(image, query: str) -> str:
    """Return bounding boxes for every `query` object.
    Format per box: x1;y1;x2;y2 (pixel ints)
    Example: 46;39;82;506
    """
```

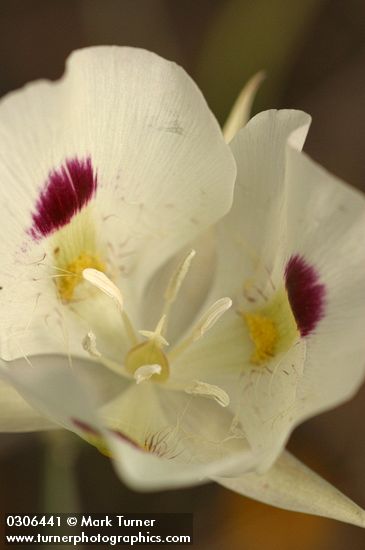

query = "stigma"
125;340;170;382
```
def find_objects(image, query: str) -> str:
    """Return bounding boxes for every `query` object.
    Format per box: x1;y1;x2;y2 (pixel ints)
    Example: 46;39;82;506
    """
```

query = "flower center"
243;288;299;365
81;251;233;407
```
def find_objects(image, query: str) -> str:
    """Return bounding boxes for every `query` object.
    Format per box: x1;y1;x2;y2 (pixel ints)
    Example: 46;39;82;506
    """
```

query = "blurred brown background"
1;1;365;548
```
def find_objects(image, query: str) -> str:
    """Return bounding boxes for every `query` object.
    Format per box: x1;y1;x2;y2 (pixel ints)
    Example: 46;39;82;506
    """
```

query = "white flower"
0;46;255;489
0;47;364;528
172;107;365;525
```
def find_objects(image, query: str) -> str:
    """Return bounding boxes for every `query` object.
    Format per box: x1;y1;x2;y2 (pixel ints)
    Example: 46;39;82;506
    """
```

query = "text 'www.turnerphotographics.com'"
5;514;193;546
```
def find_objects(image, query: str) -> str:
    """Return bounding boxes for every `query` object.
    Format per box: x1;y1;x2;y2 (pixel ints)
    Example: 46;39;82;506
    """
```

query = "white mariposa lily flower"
170;108;365;525
0;48;364;527
0;46;259;490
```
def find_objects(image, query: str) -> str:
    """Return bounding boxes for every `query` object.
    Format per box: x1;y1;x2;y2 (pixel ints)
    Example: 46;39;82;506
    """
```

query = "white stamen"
134;364;162;384
83;268;123;311
139;314;169;347
154;314;167;336
82;268;138;346
81;331;124;375
82;331;101;358
223;71;266;143
151;249;196;342
191;297;232;341
169;297;232;360
163;249;196;310
139;330;168;347
185;380;230;407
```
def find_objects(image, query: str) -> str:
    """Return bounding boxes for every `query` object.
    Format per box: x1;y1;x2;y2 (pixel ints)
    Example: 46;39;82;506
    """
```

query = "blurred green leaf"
196;0;324;122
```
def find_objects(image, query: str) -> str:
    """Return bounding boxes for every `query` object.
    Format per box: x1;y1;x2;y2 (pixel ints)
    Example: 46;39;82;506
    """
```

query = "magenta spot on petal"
109;429;140;450
285;255;326;337
71;419;140;450
29;157;97;240
72;418;100;437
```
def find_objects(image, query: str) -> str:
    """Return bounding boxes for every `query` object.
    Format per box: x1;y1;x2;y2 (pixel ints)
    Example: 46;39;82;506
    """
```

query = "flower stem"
41;430;82;548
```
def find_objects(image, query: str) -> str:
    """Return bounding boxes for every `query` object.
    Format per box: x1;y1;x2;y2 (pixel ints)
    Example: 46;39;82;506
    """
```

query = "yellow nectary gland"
243;288;299;365
125;340;169;382
244;313;278;364
56;252;106;302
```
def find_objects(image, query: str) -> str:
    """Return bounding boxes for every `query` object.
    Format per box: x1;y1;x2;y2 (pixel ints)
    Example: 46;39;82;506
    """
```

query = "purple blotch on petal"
285;254;326;337
72;417;100;437
29;157;97;240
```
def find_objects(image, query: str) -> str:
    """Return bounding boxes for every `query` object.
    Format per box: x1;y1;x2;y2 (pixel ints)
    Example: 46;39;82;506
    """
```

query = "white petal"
0;263;86;360
215;109;311;300
101;383;256;490
214;451;365;527
216;110;365;460
0;375;56;432
176;109;365;482
283;147;365;424
170;312;306;470
2;353;256;490
107;428;255;492
233;340;307;471
1;355;254;491
0;357;103;434
223;71;265;143
148;112;310;358
0;46;235;360
67;47;235;277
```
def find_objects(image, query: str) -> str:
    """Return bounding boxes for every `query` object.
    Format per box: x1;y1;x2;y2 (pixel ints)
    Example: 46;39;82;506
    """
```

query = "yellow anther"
56;253;105;302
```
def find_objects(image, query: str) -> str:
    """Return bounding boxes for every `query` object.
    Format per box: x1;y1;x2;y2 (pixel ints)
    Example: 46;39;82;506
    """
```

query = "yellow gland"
125;340;170;382
244;313;278;364
56;252;106;302
243;288;299;365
